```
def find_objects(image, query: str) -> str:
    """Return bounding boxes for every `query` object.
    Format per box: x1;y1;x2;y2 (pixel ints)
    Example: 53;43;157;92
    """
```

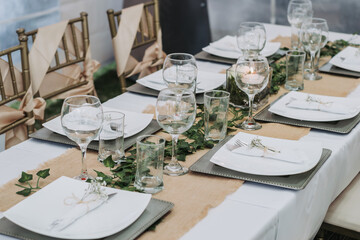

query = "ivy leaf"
16;188;32;196
103;156;115;168
36;169;50;179
18;172;33;183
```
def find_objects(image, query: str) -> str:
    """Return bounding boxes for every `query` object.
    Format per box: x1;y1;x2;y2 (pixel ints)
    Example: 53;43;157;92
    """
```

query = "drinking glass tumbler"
134;135;165;194
285;50;306;91
204;90;230;141
98;111;125;164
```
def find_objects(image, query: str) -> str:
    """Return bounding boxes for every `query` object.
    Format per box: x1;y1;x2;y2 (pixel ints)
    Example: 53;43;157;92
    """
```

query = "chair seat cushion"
325;173;360;232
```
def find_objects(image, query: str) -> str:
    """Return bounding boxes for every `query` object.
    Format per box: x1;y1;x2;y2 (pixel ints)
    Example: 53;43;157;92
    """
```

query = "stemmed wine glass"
300;20;322;81
61;95;103;181
162;53;198;93
235;56;270;130
287;0;313;49
156;88;197;176
312;18;329;80
236;22;266;59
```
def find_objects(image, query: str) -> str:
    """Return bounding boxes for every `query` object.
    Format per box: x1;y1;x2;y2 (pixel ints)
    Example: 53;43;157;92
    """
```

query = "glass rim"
63;95;100;107
204;90;230;99
166;53;195;62
286;50;306;56
160;87;195;95
136;134;166;145
102;111;125;120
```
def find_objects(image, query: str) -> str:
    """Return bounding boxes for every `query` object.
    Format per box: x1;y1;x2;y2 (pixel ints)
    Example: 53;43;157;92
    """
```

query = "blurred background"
1;0;359;66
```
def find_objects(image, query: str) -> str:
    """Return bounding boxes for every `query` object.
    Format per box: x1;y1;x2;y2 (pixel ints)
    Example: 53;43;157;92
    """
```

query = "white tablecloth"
0;24;358;240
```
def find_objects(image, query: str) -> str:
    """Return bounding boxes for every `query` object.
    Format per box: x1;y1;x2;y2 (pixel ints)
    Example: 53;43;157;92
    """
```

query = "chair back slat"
70;23;80;59
7;53;19;96
0;69;5;101
61;35;70;63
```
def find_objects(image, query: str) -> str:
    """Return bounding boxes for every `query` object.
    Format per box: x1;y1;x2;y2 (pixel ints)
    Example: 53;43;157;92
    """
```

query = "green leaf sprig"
15;169;50;196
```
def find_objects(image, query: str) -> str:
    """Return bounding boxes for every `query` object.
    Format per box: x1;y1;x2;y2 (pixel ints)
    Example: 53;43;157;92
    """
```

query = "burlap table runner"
1;36;359;239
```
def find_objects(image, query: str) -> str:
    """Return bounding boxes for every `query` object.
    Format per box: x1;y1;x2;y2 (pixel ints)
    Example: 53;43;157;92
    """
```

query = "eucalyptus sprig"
250;138;280;153
15;169;50;196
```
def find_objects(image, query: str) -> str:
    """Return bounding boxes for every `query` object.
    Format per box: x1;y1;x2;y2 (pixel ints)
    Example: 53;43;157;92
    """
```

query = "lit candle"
242;67;264;84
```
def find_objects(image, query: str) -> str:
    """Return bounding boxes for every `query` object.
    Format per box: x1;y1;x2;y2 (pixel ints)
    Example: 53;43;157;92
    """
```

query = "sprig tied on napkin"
49;177;117;231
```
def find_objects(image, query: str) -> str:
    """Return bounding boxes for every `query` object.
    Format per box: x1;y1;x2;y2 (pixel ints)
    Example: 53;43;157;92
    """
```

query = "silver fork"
226;139;248;151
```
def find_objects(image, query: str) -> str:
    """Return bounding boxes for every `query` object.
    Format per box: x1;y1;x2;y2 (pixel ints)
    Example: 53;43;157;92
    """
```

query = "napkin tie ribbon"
112;3;166;79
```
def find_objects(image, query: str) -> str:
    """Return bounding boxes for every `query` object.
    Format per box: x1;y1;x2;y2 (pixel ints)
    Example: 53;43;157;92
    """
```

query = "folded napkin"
210;36;240;52
286;97;356;115
226;139;306;164
49;189;117;231
330;46;360;72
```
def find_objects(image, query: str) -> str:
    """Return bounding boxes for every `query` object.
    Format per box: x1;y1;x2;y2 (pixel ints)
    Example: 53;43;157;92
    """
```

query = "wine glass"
236;22;266;59
61;95;103;181
312;18;329;80
162;53;198;93
235;56;270;130
300;20;322;81
156;88;197;176
287;0;313;49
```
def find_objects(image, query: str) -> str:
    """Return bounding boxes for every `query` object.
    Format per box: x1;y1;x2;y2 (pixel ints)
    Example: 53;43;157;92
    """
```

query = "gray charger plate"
0;198;173;240
194;49;287;65
319;61;360;78
29;119;162;151
189;135;332;190
127;83;205;104
254;93;360;134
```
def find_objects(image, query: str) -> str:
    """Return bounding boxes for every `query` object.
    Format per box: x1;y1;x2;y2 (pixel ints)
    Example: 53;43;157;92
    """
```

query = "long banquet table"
1;23;360;240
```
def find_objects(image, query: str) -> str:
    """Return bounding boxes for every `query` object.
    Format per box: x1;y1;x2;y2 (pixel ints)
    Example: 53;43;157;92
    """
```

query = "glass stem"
310;51;316;75
169;134;179;167
291;25;299;50
248;94;255;121
79;144;88;179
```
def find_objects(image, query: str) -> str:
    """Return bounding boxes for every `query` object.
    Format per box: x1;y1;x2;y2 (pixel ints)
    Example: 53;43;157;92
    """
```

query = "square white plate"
4;176;151;239
202;35;281;59
43;106;154;139
329;46;360;72
136;69;225;93
210;132;323;176
269;91;360;122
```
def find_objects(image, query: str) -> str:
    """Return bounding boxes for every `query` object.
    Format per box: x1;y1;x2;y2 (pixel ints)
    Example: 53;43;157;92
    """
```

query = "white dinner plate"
329;46;360;72
210;132;323;176
4;176;151;239
136;69;225;93
202;35;281;59
43;106;154;139
269;91;360;122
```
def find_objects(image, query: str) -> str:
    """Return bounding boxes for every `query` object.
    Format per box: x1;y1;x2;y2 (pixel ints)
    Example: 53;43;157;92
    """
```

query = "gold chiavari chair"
16;12;98;121
107;0;161;93
0;35;35;148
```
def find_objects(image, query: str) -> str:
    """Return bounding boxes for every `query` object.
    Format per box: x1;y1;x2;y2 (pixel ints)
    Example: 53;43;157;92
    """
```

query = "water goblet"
61;95;103;181
312;18;329;80
300;20;322;81
155;88;197;176
287;0;313;49
162;53;198;93
236;22;266;59
235;56;270;130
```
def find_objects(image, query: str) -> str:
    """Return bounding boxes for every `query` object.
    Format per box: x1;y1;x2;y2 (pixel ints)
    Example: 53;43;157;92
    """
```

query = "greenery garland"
93;40;355;191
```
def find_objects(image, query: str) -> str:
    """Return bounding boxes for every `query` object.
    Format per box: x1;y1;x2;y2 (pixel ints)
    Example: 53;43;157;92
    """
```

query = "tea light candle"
242;73;264;84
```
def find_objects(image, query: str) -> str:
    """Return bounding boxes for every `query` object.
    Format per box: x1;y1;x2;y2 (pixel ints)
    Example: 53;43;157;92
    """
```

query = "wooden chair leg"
119;75;127;93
